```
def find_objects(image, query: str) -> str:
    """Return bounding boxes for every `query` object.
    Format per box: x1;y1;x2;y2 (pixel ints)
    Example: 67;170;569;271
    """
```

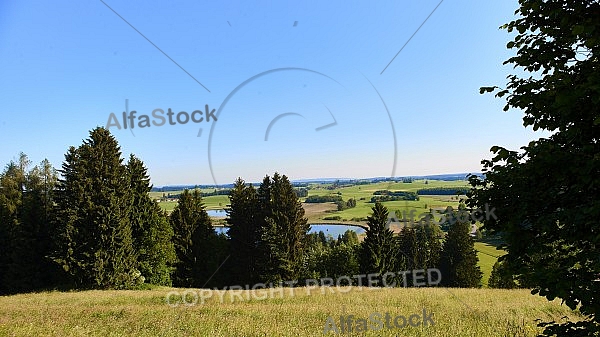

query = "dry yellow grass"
0;286;584;337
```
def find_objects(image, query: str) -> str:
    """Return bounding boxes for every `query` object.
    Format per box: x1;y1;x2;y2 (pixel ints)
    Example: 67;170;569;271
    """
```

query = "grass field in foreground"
0;287;582;337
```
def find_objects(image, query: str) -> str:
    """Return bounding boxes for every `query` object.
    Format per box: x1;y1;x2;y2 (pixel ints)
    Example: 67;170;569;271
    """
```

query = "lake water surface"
309;224;365;237
207;209;226;217
209;209;365;237
214;224;365;237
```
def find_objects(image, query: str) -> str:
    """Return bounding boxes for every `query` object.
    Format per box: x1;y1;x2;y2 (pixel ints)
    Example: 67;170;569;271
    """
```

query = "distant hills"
151;173;483;192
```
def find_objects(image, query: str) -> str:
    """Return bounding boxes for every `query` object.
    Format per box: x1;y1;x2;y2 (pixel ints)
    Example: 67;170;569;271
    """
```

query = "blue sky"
0;0;545;186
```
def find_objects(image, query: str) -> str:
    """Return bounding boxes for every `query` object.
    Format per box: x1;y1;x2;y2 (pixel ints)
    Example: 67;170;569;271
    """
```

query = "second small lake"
207;209;226;217
309;224;365;237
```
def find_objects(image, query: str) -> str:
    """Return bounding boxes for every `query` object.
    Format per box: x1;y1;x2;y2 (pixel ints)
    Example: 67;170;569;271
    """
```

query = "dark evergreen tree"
0;155;66;294
439;205;482;287
192;222;229;288
415;213;442;270
318;231;328;246
359;202;397;283
19;159;63;291
52;128;140;289
226;178;260;285
0;155;29;293
254;173;309;284
127;155;176;286
170;189;219;287
269;173;310;281
397;225;417;272
255;175;275;283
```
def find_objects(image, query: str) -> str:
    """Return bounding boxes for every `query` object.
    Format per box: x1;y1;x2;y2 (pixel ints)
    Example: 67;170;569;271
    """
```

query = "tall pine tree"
397;225;417;271
170;189;220;287
0;155;62;293
52;127;139;289
439;205;482;288
226;178;260;285
254;173;309;284
0;156;28;294
269;173;310;282
360;202;397;285
415;213;442;271
127;154;176;286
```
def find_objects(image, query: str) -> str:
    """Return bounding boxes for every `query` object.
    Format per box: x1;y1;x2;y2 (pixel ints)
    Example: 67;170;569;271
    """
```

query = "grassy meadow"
0;286;583;336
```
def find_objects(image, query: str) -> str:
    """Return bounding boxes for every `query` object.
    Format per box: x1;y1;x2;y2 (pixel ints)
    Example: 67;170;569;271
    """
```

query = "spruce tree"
415;213;442;270
269;173;310;281
0;156;28;293
0;155;62;293
359;202;397;284
127;155;176;286
255;175;278;283
439;205;482;287
226;178;260;285
52;127;139;289
170;189;215;287
397;225;417;272
254;173;309;284
19;159;61;291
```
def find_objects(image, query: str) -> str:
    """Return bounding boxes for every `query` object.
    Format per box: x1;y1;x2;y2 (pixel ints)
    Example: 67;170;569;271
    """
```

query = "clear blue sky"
0;0;545;186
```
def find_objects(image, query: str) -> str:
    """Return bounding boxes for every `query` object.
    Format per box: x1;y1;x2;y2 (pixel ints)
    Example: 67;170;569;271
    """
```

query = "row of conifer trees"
0;127;487;294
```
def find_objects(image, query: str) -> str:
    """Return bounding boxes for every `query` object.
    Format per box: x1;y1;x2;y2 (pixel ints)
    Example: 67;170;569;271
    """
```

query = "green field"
301;180;469;223
0;286;582;336
154;194;230;212
474;241;507;287
154;180;469;218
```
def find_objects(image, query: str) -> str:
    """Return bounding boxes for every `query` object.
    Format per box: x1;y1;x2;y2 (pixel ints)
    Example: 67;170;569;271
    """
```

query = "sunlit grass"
0;286;583;336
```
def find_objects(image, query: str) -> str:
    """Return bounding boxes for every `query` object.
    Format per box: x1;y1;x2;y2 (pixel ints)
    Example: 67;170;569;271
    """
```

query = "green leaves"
471;0;600;333
479;86;497;94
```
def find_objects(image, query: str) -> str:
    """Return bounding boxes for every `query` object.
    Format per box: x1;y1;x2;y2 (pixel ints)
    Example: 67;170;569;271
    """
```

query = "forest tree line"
0;127;510;294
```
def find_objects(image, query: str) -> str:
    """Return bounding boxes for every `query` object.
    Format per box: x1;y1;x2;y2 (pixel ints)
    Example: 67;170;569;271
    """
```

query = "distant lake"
207;209;226;217
309;224;365;237
214;223;365;237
